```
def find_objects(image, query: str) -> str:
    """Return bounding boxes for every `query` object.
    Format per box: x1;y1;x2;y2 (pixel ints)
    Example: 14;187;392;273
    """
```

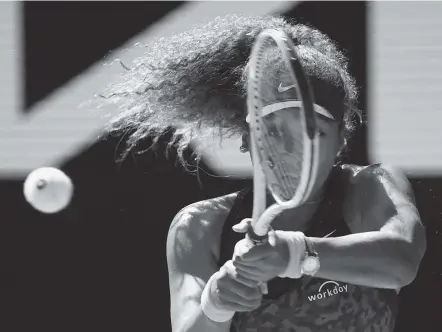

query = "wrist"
300;236;320;276
200;272;235;323
276;231;306;279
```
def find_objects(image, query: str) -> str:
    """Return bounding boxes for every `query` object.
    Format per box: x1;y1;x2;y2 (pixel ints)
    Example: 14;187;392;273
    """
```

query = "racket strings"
258;117;303;201
250;35;311;202
252;41;306;202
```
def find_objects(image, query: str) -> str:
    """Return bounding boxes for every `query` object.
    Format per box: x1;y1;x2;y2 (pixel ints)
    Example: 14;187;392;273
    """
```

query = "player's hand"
231;218;292;282
208;260;263;312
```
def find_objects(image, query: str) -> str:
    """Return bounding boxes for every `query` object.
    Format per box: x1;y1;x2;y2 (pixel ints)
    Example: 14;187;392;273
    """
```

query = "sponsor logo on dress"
307;281;348;301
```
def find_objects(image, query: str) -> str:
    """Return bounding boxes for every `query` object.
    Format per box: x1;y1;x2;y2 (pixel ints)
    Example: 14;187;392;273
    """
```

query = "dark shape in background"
24;1;184;110
1;2;440;331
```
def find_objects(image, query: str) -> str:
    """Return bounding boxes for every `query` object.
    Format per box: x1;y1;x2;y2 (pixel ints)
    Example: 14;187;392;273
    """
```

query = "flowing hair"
95;14;361;169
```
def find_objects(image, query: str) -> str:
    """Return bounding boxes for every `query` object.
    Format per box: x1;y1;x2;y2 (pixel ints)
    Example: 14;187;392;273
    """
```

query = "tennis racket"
245;29;321;291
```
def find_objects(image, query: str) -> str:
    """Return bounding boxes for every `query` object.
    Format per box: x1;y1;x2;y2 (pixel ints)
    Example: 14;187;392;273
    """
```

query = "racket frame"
247;29;321;240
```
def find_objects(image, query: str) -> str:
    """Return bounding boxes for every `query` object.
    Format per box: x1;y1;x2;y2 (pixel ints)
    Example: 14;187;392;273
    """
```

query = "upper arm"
167;196;234;332
167;207;218;330
343;164;426;261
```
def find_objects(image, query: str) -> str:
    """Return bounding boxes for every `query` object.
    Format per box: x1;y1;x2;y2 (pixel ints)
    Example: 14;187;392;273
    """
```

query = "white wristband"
276;231;306;279
201;272;235;323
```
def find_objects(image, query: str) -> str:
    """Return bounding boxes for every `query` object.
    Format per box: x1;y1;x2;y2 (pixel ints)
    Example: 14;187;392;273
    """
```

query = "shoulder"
166;192;238;272
168;192;238;241
340;163;417;233
341;163;414;202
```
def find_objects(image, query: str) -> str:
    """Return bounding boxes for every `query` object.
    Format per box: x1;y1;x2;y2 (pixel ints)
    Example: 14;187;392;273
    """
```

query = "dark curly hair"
97;14;360;167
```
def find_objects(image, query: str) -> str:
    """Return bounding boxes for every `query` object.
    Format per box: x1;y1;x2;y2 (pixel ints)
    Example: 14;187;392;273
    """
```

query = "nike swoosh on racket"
277;83;297;92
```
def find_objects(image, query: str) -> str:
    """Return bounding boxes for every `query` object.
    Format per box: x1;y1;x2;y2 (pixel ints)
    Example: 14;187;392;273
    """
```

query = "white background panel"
368;2;442;176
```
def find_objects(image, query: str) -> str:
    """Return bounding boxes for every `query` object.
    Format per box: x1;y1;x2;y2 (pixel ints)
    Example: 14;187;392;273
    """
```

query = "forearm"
309;231;418;289
173;303;232;332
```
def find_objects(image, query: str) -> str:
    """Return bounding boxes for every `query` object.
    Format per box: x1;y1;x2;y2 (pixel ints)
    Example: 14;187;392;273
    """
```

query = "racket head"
247;29;321;211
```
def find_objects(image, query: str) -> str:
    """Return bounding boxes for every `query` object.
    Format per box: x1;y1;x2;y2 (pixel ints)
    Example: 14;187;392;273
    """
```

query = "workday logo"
307;281;348;302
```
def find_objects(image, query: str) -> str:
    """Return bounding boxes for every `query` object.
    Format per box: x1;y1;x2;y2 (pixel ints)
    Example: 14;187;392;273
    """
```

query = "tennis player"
102;15;426;332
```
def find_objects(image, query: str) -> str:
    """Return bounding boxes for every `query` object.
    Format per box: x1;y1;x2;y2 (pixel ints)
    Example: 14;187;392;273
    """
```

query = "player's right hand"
207;260;263;312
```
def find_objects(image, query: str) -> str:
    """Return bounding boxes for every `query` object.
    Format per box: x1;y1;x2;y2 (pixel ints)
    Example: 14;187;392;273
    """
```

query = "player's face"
310;111;344;194
241;107;344;198
258;108;307;200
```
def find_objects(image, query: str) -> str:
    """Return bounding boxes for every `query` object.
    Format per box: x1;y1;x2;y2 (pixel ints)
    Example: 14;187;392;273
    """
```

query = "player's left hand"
231;218;291;283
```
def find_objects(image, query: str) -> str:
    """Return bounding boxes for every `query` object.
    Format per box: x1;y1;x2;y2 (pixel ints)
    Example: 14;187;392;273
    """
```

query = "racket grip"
245;228;269;295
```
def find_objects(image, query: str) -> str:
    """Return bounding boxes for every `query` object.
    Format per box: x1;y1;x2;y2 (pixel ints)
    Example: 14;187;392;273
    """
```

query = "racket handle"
247;227;269;245
245;228;269;295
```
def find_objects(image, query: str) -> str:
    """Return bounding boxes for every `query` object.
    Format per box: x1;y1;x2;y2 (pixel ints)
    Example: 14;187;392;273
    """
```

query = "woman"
100;15;426;332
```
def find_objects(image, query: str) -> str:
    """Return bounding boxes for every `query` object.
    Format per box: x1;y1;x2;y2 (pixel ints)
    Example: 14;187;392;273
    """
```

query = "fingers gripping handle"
248;204;283;295
244;231;269;295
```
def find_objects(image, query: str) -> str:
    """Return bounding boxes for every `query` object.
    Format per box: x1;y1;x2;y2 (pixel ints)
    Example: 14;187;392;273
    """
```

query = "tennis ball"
23;167;74;214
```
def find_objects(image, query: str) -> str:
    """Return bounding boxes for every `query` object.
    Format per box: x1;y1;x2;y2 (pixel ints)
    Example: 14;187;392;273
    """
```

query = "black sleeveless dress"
217;165;398;332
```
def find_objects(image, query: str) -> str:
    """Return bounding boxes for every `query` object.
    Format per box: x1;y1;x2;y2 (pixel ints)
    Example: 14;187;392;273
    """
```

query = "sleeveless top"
217;165;398;332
